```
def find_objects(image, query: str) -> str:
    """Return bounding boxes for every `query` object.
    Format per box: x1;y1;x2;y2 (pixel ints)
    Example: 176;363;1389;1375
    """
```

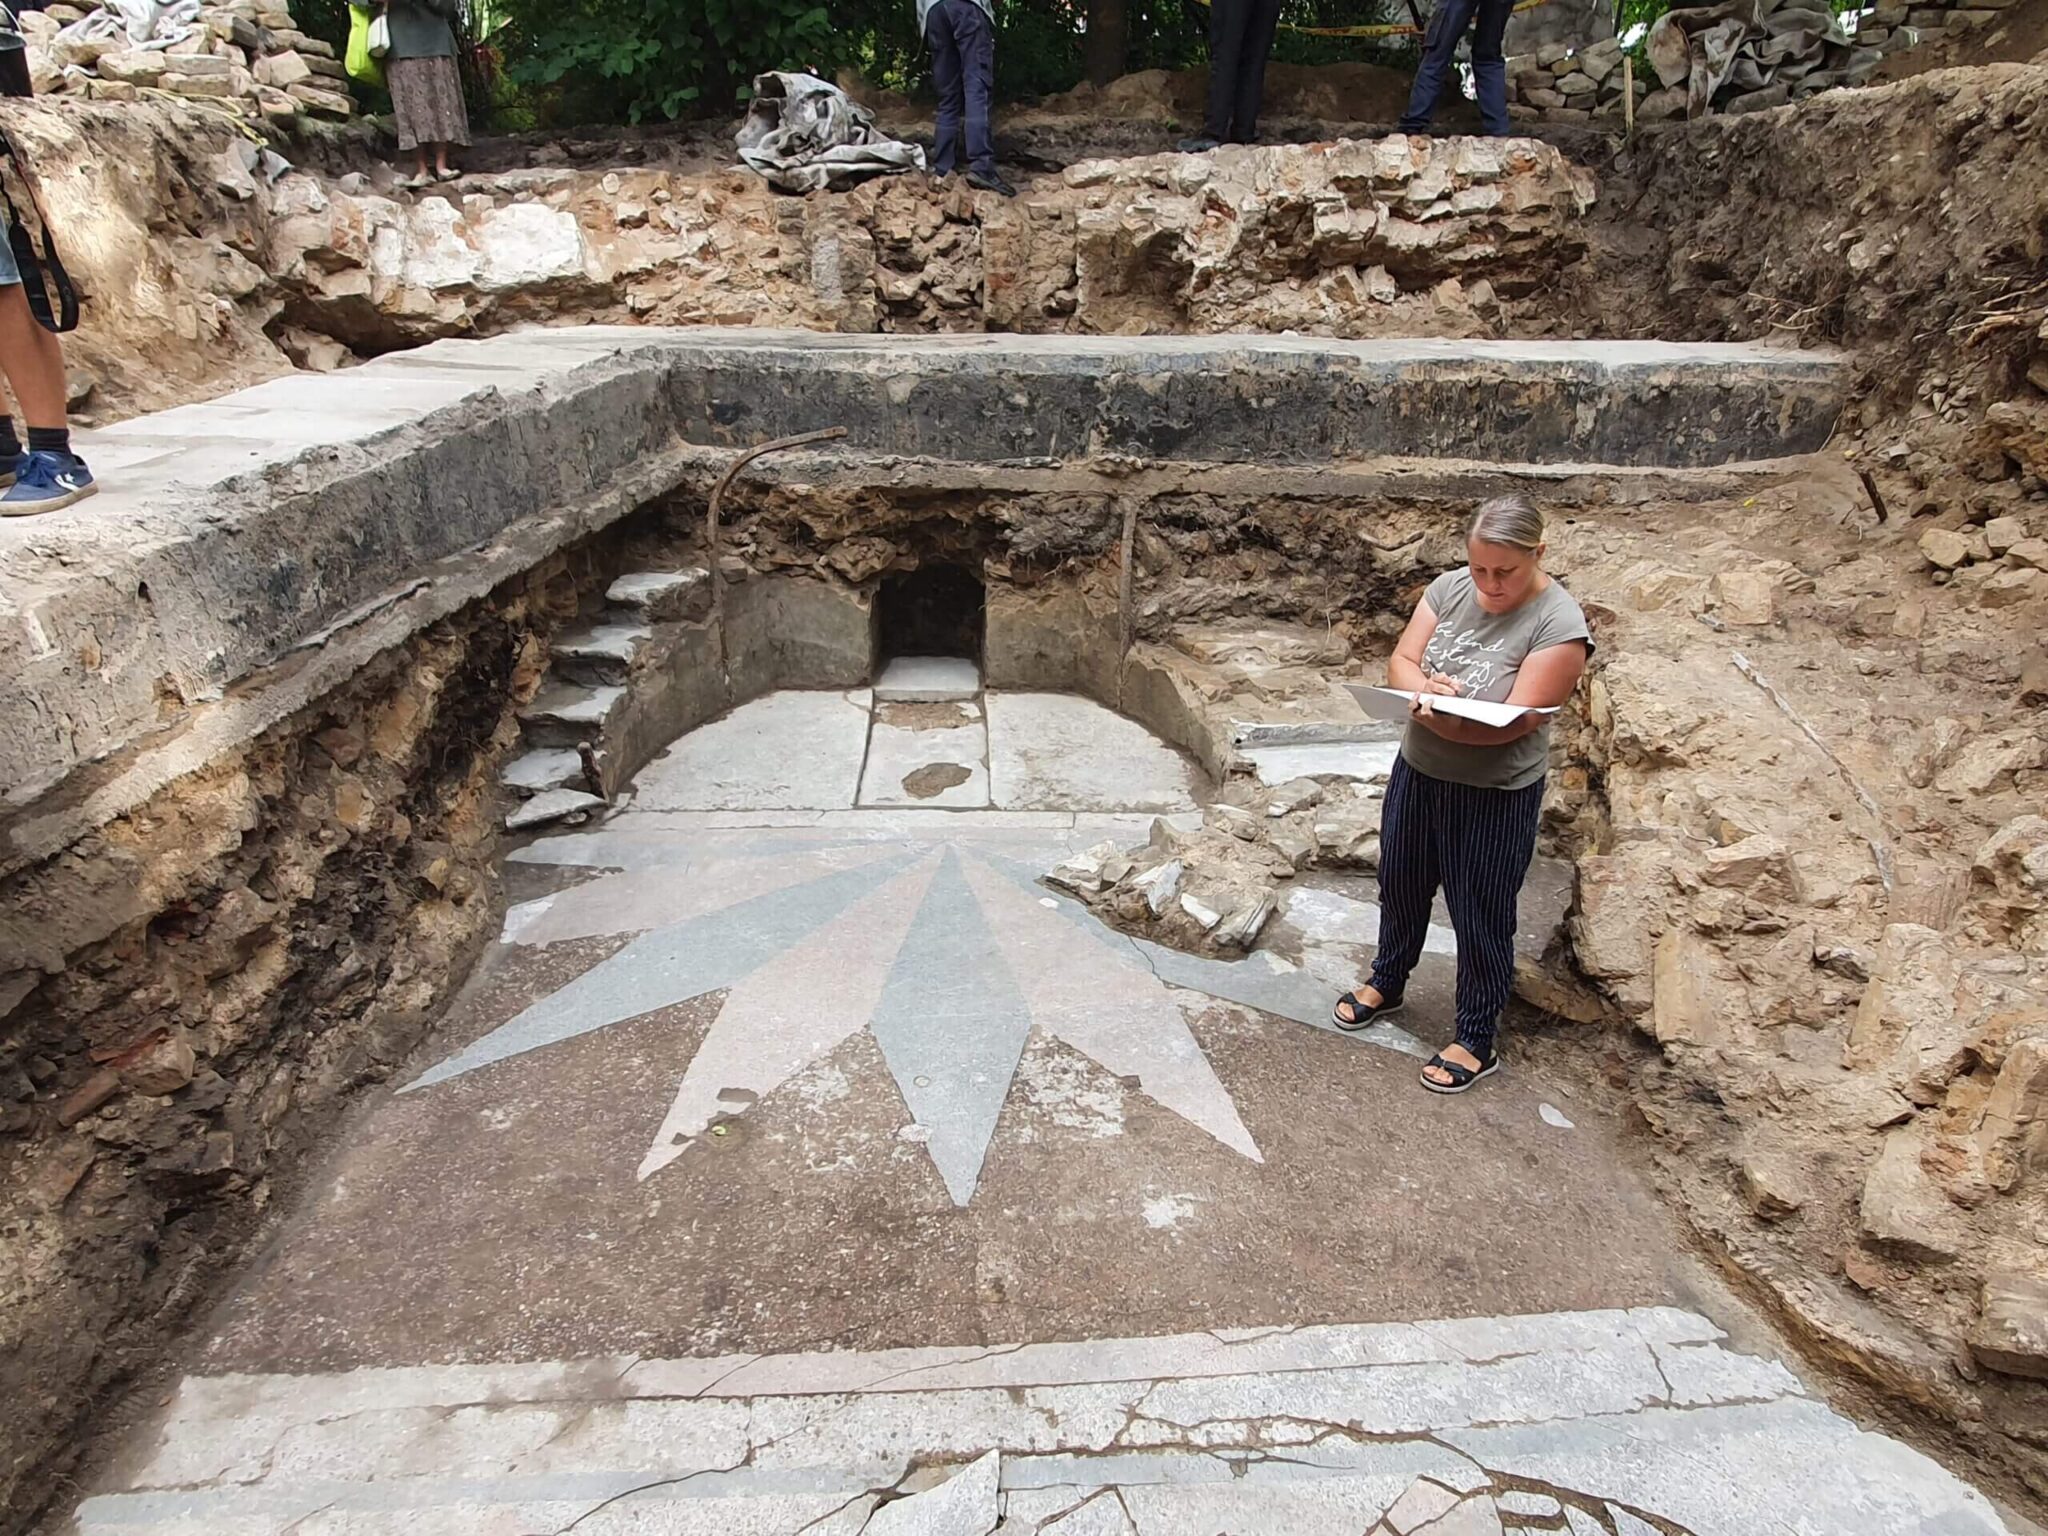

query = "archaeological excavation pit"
6;319;2047;1536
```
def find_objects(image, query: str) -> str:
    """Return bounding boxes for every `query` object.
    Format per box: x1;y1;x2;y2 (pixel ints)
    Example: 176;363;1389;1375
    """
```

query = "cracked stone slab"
78;1311;2003;1536
866;1451;1001;1536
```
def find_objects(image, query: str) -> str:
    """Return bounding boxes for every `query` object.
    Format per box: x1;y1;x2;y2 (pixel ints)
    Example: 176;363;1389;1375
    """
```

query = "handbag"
345;3;385;85
366;11;391;57
0;128;77;333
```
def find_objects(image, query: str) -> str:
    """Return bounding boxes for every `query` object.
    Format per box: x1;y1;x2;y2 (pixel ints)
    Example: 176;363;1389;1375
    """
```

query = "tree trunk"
1083;0;1129;86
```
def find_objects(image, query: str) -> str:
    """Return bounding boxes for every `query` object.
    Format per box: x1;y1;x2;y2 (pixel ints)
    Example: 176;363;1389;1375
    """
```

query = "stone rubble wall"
16;97;1598;423
20;0;356;128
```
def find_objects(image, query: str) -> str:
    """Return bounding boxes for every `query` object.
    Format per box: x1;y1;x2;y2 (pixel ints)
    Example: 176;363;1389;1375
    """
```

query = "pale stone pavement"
68;688;2026;1535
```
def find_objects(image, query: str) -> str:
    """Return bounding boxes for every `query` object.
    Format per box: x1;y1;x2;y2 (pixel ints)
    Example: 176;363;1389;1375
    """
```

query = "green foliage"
491;0;840;122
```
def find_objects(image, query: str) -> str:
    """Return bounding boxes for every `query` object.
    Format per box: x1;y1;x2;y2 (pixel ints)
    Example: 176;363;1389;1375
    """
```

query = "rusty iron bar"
706;426;851;633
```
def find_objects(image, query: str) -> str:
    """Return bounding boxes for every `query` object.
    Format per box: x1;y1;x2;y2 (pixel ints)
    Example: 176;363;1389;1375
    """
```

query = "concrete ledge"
0;326;1845;841
659;330;1847;469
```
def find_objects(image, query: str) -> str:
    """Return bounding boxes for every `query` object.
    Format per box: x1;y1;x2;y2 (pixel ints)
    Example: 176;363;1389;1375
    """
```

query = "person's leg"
1469;0;1514;135
1229;0;1284;142
0;279;95;514
956;1;1000;182
927;2;965;177
1397;0;1480;133
432;140;452;176
1359;757;1443;1007
1433;776;1543;1073
0;284;65;429
1200;0;1249;142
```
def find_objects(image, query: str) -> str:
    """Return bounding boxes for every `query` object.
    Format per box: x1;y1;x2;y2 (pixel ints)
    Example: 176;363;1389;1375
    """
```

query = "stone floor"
65;690;2029;1535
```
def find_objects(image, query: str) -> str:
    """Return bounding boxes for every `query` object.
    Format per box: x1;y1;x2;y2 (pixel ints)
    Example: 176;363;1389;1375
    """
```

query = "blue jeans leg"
1398;0;1480;133
951;0;996;176
1470;0;1513;134
927;4;965;175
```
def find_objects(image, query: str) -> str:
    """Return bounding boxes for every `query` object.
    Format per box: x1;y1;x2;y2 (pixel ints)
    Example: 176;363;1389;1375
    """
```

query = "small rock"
1737;1151;1805;1221
1918;527;1973;570
1179;893;1222;930
56;1068;122;1127
117;1034;197;1097
1131;859;1183;915
1984;515;2026;555
1969;1271;2048;1380
1701;834;1799;901
1264;777;1323;817
1979;568;2047;608
1204;803;1265;842
1710;568;1776;625
1859;1129;1968;1262
1973;816;2048;909
1268;824;1316;871
1047;840;1123;895
1211;890;1277;950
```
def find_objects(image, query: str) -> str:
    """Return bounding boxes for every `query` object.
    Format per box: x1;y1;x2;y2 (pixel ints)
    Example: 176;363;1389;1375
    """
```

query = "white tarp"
1646;0;1881;115
737;71;926;194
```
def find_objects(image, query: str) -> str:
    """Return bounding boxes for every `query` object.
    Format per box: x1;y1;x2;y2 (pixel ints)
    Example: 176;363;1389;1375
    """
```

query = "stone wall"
13;96;1600;424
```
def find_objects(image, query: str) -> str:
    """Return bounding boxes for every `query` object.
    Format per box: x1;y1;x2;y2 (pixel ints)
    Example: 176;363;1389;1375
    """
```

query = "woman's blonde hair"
1467;494;1546;552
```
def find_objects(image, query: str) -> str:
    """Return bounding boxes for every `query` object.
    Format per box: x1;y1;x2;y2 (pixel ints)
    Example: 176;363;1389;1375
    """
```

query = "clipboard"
1345;684;1558;730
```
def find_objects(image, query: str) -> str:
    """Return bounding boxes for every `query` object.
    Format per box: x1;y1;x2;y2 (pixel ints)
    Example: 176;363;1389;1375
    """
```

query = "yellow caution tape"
1188;0;1557;40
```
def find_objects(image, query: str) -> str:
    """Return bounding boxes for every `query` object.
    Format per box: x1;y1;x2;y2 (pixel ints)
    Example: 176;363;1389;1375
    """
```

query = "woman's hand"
1420;673;1462;697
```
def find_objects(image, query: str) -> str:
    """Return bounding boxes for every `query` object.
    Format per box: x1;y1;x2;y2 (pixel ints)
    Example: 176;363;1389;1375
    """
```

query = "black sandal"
1333;990;1403;1031
1420;1048;1499;1094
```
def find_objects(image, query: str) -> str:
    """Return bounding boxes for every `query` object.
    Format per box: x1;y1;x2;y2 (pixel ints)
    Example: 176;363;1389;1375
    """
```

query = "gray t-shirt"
1399;567;1593;792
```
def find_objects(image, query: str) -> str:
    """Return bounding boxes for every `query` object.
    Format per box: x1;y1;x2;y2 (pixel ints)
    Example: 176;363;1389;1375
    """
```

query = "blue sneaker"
0;451;21;489
1;450;96;515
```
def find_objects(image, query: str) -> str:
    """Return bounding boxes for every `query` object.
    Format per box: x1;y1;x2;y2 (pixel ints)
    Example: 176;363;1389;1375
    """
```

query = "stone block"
254;48;311;87
1651;929;1720;1047
1977;1037;2048;1192
161;49;232;76
1846;923;1960;1075
287;80;353;117
722;575;871;700
1969;1271;2048;1378
1858;1129;1967;1262
985;580;1120;704
96;49;168;83
1710;568;1775;624
163;71;239;98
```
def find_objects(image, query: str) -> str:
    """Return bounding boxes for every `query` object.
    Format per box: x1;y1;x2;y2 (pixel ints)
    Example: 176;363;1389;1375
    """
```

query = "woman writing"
1333;496;1592;1094
378;0;471;189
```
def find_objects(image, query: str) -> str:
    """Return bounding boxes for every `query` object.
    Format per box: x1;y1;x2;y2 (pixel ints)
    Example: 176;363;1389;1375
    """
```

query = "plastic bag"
367;10;390;56
346;4;384;85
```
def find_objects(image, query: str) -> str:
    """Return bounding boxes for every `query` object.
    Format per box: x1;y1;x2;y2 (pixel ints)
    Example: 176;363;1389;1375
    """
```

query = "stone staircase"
503;567;713;830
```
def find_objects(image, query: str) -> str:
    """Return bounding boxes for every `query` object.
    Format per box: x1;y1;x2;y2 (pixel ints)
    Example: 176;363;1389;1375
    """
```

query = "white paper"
1344;684;1558;730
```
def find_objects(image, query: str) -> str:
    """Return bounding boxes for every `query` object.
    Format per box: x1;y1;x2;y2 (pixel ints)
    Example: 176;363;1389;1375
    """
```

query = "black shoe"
1333;989;1404;1032
1176;135;1222;153
967;169;1017;198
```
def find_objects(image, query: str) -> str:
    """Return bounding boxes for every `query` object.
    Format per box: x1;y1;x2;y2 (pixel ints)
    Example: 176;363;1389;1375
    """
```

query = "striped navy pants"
1367;755;1545;1059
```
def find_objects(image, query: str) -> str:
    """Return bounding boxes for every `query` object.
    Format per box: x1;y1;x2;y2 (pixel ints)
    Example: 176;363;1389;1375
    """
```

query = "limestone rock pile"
21;0;357;126
1507;37;1652;125
1850;0;2031;56
1917;508;2048;613
996;134;1596;337
1049;776;1388;953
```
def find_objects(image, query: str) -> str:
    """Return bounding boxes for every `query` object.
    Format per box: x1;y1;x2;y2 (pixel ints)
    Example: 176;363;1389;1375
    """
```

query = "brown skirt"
388;54;471;151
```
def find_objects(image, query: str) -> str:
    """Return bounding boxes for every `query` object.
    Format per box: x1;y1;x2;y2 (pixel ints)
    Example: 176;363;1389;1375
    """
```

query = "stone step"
501;746;587;798
607;566;711;623
550;619;655;687
875;655;982;703
518;682;628;749
505;786;607;832
72;1308;2015;1536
